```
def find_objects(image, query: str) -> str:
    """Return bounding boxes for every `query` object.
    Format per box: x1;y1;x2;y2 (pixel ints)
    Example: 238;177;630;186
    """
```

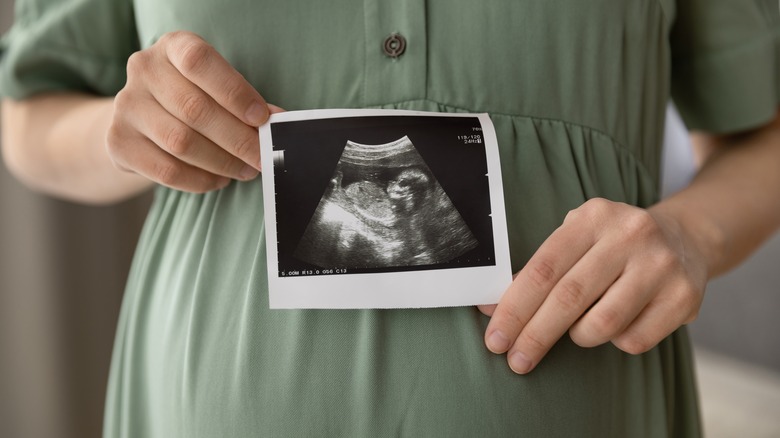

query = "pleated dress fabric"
2;0;779;436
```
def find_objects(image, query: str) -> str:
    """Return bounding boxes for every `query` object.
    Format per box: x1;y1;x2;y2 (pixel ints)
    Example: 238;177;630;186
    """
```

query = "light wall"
0;2;152;438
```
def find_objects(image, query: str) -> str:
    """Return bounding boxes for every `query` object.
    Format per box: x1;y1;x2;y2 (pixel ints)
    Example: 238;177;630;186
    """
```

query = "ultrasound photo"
270;113;497;277
293;136;478;268
260;109;512;308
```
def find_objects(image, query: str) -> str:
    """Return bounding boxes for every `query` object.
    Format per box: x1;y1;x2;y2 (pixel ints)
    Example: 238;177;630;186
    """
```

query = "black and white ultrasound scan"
260;109;511;309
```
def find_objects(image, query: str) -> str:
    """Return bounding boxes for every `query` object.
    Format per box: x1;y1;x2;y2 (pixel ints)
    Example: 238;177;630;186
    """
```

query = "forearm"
1;93;153;204
651;111;780;278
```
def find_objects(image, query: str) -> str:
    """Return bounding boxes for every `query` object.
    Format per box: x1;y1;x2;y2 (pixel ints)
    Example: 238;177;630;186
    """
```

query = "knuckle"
567;198;612;225
163;127;194;156
221;80;246;107
230;133;258;158
525;259;558;290
563;208;579;223
176;93;211;125
585;197;612;211
153;161;183;186
176;38;212;75
215;155;241;177
652;249;680;272
623;209;657;238
125;51;149;78
588;307;624;339
496;304;527;333
582;197;612;216
553;279;589;312
518;329;547;353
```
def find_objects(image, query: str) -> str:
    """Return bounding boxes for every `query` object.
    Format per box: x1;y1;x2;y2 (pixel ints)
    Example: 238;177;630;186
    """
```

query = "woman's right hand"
107;31;282;193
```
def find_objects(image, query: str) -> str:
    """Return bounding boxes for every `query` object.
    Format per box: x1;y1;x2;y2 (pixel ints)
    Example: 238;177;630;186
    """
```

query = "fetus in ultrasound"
294;136;478;269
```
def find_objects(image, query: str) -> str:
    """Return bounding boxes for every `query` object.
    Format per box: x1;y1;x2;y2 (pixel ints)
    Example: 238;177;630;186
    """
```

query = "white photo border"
260;109;512;309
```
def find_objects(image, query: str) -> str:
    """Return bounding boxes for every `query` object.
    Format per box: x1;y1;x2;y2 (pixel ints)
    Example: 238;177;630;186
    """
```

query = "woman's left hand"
479;197;709;374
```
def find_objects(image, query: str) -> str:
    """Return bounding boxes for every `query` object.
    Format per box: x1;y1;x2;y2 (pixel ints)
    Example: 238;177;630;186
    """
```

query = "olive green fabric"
670;0;779;132
2;1;778;437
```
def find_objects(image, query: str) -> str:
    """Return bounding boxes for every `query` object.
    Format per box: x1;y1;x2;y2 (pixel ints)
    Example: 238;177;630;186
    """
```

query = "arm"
1;31;280;205
482;110;780;374
659;114;780;277
2;94;153;204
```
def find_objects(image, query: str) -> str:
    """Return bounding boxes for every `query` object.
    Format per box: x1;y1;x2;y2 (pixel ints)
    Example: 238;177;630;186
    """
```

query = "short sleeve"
670;0;780;134
0;0;139;99
771;4;780;104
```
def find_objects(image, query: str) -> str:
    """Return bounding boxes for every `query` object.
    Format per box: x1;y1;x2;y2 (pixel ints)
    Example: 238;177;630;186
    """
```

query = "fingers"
127;94;259;181
493;238;625;374
108;128;230;193
109;31;279;192
477;304;497;317
484;216;598;355
484;199;707;375
163;31;269;127
611;277;702;355
145;59;262;171
268;104;286;114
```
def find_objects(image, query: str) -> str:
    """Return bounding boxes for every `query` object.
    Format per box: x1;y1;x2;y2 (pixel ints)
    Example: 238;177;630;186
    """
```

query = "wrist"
648;198;726;279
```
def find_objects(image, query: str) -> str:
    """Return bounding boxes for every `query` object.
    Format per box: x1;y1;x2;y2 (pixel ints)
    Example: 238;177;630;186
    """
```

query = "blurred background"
0;3;152;437
1;1;779;437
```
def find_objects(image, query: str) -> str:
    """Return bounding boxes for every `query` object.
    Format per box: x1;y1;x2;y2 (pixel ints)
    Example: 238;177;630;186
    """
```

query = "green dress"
2;1;779;436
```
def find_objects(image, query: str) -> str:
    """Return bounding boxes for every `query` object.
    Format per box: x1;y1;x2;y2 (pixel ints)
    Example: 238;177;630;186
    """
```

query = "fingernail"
509;351;533;374
245;102;268;126
238;164;259;180
487;330;511;353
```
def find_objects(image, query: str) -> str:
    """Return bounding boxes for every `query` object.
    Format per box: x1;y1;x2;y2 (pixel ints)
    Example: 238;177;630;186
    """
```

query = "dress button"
383;33;406;58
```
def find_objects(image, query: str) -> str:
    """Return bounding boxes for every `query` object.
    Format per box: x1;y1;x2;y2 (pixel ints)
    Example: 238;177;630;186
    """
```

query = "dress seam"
370;97;656;187
13;42;132;66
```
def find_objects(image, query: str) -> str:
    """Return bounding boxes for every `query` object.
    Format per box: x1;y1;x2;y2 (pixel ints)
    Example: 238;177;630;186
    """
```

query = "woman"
2;0;779;436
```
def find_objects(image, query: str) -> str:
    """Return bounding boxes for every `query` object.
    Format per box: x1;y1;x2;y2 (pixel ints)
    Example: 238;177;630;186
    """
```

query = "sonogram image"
293;136;478;268
271;114;496;277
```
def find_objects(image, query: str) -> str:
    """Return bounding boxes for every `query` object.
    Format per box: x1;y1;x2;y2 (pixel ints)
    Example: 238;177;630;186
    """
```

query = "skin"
480;116;780;373
2;31;283;203
3;31;780;374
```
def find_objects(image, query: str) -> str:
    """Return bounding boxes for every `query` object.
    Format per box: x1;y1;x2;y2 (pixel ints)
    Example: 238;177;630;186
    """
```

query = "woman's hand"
479;198;709;374
107;31;283;192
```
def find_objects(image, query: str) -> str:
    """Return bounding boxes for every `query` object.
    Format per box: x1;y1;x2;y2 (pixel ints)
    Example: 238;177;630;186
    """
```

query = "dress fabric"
1;0;779;436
